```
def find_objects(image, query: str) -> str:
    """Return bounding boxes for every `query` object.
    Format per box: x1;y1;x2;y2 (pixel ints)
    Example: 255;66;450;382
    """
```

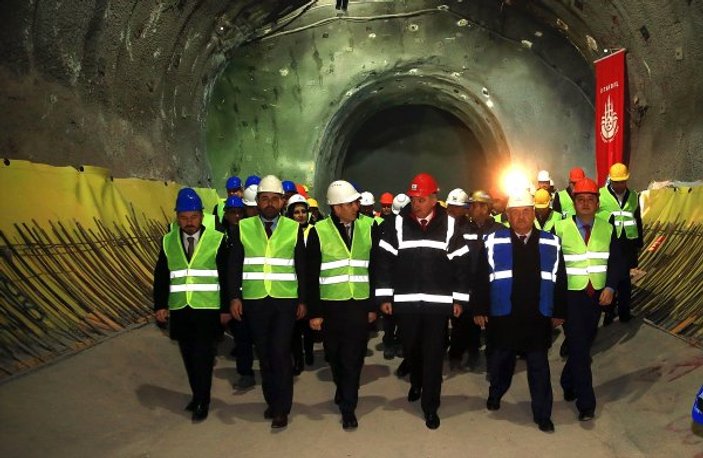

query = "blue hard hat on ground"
175;188;203;212
693;385;703;425
226;176;242;190
225;195;245;209
245;175;261;187
282;180;297;193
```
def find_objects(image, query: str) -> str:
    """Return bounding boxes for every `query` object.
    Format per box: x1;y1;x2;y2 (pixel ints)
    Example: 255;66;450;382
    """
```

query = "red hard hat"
569;167;586;182
407;173;439;197
572;177;599;195
379;192;394;205
295;183;309;198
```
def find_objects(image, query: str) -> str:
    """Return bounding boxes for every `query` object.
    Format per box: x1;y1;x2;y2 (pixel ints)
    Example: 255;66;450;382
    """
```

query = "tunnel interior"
342;104;488;196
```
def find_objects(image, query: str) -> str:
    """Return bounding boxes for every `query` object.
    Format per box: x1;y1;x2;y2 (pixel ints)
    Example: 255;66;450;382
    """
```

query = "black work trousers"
322;300;369;414
561;290;602;414
230;316;254;376
245;298;298;415
178;339;217;405
489;347;553;422
382;312;399;347
396;312;448;415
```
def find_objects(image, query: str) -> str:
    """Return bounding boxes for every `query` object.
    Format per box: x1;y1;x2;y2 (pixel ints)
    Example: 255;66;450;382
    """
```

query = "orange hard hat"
569;167;586;182
295;183;309;198
379;192;394;205
407;173;439;197
572;177;599;195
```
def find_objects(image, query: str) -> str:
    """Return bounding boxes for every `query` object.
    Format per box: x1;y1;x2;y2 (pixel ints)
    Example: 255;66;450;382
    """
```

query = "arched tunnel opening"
341;104;488;196
1;1;702;455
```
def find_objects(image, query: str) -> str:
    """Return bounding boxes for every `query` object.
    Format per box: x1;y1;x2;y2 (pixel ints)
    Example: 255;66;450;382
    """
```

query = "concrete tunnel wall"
1;0;702;191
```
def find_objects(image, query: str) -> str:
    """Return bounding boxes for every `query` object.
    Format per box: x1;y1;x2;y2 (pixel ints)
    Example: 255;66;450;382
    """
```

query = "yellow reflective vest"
316;215;373;301
163;227;223;310
597;187;639;239
239;216;299;299
554;218;611;291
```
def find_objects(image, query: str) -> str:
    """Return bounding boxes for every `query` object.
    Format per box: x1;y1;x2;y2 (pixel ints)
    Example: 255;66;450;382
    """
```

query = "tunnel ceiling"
1;1;701;190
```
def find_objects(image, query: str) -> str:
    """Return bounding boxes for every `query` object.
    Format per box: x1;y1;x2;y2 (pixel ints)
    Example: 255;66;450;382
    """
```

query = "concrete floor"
1;319;702;458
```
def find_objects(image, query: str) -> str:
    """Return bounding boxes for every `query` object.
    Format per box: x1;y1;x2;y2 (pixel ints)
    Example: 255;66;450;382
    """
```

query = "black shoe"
486;398;500;411
293;359;303;376
191;403;209;422
448;357;462;371
395;345;404;358
538;419;555;433
578;410;595;421
603;311;615;326
559;340;568;358
396;359;410;378
425;413;440;430
305;353;314;366
185;399;195;411
264;407;273;419
407;386;422;402
271;414;288;429
235;374;256;389
342;412;358;430
563;390;576;402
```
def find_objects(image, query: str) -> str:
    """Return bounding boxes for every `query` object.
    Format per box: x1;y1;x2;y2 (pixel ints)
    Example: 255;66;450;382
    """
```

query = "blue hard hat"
282;180;297;193
245;175;261;187
693;385;703;425
225;195;244;209
349;181;363;192
175;188;203;212
226;176;242;190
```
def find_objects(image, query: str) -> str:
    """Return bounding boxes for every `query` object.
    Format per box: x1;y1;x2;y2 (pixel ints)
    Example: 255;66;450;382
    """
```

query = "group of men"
153;162;642;433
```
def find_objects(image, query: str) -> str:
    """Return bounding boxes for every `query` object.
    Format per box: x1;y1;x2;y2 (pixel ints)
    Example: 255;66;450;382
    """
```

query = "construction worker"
379;192;394;218
473;189;567;433
360;191;382;223
376;173;472;430
242;184;259;218
536;170;552;192
445;188;470;221
307;197;324;224
553;167;585;218
491;194;510;227
217;195;245;233
554;177;625;422
533;189;562;232
228;175;307;429
282;180;298;205
596;162;643;324
153;188;229;422
307;180;379;430
285;194;315;373
213;176;243;227
448;189;503;372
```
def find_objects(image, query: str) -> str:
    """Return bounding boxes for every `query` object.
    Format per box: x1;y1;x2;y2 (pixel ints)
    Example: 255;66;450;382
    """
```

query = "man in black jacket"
473;190;567;433
376;173;472;430
153;188;230;422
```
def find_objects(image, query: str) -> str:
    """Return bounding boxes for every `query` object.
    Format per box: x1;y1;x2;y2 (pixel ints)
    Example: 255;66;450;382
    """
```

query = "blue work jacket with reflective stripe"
485;228;560;317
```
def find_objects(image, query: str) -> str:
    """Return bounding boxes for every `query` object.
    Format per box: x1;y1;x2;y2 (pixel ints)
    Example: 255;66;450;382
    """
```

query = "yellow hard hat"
471;190;492;204
609;162;630;181
306;197;319;208
534;188;551;209
438;200;448;208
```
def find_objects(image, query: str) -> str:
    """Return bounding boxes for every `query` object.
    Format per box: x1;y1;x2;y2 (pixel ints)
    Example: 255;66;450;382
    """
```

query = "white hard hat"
537;170;551;182
446;188;469;207
506;189;535;209
258;175;284;194
286;193;308;211
242;184;258;207
360;191;375;206
327;180;361;205
392;193;410;215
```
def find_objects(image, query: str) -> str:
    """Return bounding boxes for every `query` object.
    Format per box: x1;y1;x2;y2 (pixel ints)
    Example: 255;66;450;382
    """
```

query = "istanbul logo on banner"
594;49;626;186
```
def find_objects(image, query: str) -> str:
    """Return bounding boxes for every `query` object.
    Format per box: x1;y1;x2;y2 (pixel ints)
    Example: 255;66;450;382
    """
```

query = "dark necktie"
186;236;194;261
518;235;527;245
420;219;428;231
345;223;352;241
583;224;596;298
264;221;273;238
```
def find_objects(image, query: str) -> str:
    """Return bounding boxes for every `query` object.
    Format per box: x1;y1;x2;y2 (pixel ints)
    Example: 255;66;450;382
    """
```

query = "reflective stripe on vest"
558;190;575;218
534;210;562;232
240;216;299;299
484;228;559;317
316;215;373;301
597;187;639;239
395;213;455;251
164;227;223;310
554;218;610;291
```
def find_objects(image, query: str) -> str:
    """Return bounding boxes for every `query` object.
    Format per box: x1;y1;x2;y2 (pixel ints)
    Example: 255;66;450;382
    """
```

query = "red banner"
594;49;626;186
